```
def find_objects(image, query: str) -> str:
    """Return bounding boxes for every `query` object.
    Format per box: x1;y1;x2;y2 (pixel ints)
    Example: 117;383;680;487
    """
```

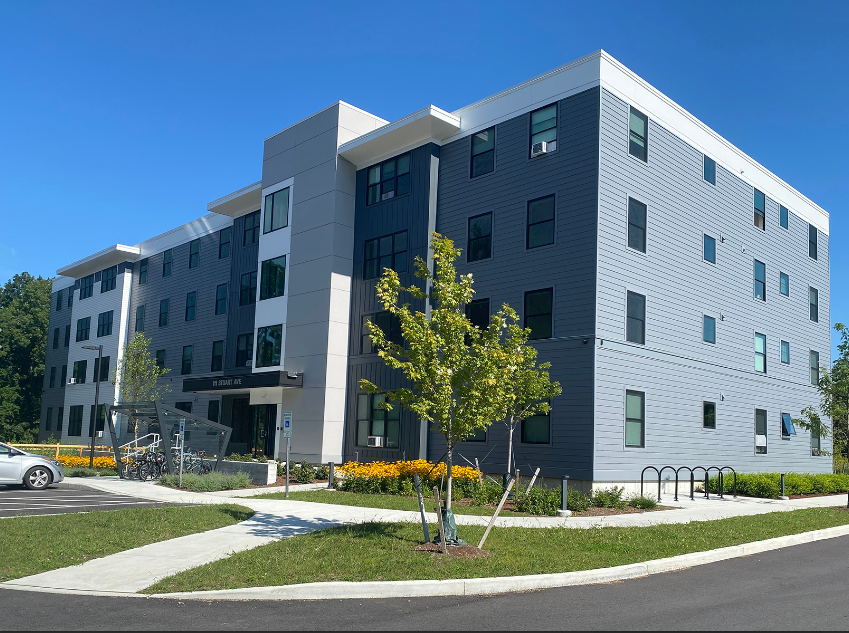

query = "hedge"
708;472;849;498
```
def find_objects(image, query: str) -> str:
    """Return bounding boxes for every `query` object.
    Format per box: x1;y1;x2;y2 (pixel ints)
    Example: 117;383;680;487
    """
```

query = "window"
219;227;231;259
53;328;59;349
524;289;553;340
156;349;166;369
211;341;224;372
522;407;551;444
466;428;487;442
64;324;70;347
49;367;56;389
208;400;220;423
92;356;110;383
703;155;716;185
260;256;287;300
627;198;647;252
530;104;557;152
215;284;227;315
467;213;492;262
781;340;790;364
68;405;84;437
755;409;767;454
189;239;200;269
809;224;818;260
139;259;148;284
527;195;555;249
236;333;254;367
60;365;67;388
159;299;169;327
809;287;818;322
703;315;716;344
781;412;797;438
72;360;87;384
780;205;789;229
367;153;411;205
755;333;767;373
79;275;94;300
240;271;257;306
162;249;173;277
68;289;73;308
629;107;648;161
754;260;766;301
703;402;716;429
364;231;407;280
263;187;289;233
181;345;193;375
97;311;113;337
356;393;400;449
625;390;645;447
76;317;91;342
45;407;53;431
362;312;402;354
185;292;197;321
175;402;193;414
810;351;819;385
704;234;716;264
57;407;63;433
780;272;789;297
135;305;145;332
471;127;495;177
244;210;261;245
754;189;765;230
466;298;490;330
56;290;63;311
812;428;821;456
626;291;646;345
101;266;117;292
256;325;283;368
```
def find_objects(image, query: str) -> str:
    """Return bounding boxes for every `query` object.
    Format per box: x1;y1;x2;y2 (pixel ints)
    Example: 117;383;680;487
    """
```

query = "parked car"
0;442;65;489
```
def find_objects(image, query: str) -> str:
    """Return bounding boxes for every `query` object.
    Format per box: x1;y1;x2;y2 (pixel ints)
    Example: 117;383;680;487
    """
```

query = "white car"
0;442;65;490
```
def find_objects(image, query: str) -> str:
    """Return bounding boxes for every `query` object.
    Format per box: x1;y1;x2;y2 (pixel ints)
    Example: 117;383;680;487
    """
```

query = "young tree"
113;332;171;441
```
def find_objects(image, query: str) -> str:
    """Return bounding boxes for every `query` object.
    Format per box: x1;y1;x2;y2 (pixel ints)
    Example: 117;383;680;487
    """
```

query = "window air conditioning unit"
367;436;385;448
531;141;548;157
246;360;252;367
68;378;77;385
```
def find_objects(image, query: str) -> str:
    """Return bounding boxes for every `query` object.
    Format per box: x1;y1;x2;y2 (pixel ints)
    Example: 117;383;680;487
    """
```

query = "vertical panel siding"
224;213;260;375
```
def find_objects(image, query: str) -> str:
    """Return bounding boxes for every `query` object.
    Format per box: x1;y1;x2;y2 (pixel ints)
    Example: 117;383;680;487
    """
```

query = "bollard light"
557;476;571;517
327;462;335;489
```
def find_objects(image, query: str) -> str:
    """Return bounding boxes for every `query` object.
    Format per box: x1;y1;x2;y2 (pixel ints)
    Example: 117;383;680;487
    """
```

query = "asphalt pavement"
0;486;173;517
2;534;848;630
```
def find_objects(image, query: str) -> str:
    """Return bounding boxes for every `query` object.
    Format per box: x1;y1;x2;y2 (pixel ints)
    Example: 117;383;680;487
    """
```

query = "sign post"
283;412;292;499
178;421;185;489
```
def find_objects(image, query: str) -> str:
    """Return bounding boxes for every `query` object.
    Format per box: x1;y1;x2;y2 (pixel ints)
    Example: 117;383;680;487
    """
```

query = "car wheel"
24;466;52;490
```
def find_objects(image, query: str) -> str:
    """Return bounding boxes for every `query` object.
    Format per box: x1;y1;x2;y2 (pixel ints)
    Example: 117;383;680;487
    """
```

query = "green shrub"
255;454;268;464
292;460;316;484
514;487;560;516
628;494;658;510
64;467;119;477
567;489;591;512
707;472;849;498
315;464;330;480
160;471;251;492
591;486;626;509
468;479;504;506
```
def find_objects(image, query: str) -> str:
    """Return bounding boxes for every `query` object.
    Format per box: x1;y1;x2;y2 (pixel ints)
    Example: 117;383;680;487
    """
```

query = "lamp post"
82;344;103;469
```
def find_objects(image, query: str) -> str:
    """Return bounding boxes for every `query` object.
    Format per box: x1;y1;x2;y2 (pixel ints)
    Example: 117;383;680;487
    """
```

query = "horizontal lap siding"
595;88;831;479
39;288;73;440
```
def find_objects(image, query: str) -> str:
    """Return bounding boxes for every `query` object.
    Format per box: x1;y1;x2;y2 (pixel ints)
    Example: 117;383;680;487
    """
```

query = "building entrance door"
253;404;277;458
228;398;276;458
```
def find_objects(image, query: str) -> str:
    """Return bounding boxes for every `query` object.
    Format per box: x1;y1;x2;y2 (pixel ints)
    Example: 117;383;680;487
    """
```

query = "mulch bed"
246;476;329;489
569;505;676;517
413;543;489;558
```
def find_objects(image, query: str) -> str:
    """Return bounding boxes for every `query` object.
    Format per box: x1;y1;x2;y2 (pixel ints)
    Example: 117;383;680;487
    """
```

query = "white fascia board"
596;51;829;234
56;244;141;278
207;181;262;218
51;276;76;291
337;106;461;168
134;213;233;258
264;100;388;143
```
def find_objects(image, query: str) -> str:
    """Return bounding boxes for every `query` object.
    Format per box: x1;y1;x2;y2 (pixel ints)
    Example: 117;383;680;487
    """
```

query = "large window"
466;298;490;330
755;333;767;373
72;360;87;384
256;325;283;368
356;393;400;448
64;324;70;347
135;305;145;332
754;189;765;230
264;187;289;234
810;350;820;385
139;259;148;284
755;409;767;454
364;231;407;280
522;407;550;444
76;317;91;342
189;239;200;269
809;287;819;322
780;205;789;229
627;197;647;252
471;127;495;177
703;155;716;185
703;401;716;429
211;340;224;372
625;390;645;447
68;289;73;308
185;292;197;321
367;153;411;205
626;291;646;345
89;404;106;438
45;407;52;431
244;210;261;245
56;289;63;311
215;283;227;315
527;195;555;249
809;224;818;260
79;275;94;300
240;271;257;306
219;227;231;259
49;367;56;389
362;311;402;354
156;349;166;369
524;289;553;340
96;311;113;337
159;299;169;327
92;356;110;383
780;272;789;297
260;256;287;300
162;249;173;277
467;213;492;262
60;365;67;388
703;315;716;344
181;345;193;375
781;340;790;364
68;405;83;437
53;328;59;349
704;234;716;264
236;333;254;367
754;260;766;301
530;104;557;152
100;266;117;293
629;107;648;161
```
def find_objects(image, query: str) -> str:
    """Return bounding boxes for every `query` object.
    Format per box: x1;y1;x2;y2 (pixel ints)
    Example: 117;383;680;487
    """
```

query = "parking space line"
0;502;160;512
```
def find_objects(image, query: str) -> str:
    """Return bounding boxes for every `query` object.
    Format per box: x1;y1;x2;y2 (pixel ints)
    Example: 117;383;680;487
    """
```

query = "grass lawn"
145;507;849;593
256;489;535;516
0;504;253;582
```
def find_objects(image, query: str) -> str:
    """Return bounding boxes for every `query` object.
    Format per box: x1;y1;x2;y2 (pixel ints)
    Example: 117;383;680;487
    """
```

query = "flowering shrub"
56;455;117;469
337;460;479;495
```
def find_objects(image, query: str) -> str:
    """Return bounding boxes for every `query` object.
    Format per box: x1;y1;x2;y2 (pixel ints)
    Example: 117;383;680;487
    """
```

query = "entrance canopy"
182;370;303;395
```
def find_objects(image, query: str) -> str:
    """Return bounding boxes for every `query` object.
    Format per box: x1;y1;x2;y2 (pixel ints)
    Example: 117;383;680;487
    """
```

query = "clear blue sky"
0;1;846;356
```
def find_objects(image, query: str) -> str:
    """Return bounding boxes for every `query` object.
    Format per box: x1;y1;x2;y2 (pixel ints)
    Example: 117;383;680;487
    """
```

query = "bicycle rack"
642;465;739;502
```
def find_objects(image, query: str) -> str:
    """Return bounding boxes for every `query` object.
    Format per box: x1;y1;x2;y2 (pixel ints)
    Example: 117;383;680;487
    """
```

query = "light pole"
82;344;103;469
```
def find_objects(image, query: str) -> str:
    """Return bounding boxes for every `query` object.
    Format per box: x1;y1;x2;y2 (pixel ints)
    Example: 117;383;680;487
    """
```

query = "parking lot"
0;486;173;518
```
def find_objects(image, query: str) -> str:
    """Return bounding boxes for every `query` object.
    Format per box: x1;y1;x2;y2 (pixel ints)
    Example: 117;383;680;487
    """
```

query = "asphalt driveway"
0;485;174;518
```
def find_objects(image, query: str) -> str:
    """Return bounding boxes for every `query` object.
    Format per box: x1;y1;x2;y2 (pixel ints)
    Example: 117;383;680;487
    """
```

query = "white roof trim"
264;100;388;142
207;181;262;218
57;244;141;278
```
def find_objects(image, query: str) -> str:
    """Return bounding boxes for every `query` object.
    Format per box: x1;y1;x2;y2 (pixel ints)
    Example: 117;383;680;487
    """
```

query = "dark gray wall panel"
39;286;72;440
224;212;260;375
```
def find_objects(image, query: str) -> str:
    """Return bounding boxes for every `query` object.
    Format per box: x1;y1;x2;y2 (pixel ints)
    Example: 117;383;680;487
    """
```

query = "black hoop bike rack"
641;465;737;502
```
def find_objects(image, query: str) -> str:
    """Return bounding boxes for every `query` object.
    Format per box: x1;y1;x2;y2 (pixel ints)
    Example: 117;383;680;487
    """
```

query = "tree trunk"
446;444;453;510
506;415;515;475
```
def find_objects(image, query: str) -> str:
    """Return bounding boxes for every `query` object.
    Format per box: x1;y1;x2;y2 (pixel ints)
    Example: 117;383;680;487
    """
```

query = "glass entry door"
228;399;276;458
253;404;277;458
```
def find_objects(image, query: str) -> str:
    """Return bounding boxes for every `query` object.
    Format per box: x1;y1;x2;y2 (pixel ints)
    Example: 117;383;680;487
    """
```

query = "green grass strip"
0;504;253;582
145;507;849;594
